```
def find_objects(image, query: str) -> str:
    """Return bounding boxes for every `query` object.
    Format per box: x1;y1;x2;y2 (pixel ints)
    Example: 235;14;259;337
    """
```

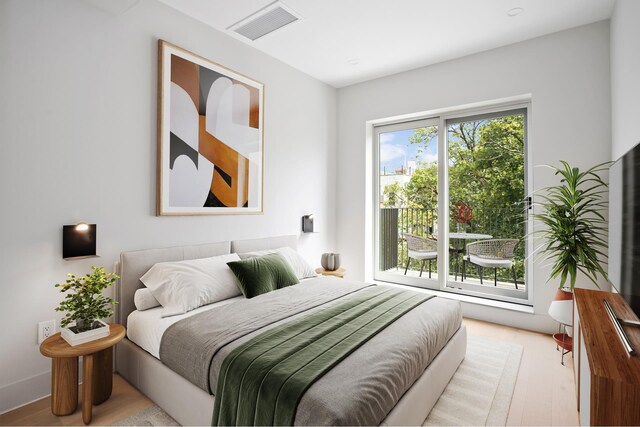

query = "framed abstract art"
157;40;264;215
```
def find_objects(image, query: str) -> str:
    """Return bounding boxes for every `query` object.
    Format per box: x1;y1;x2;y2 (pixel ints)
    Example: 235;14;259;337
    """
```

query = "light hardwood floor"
1;318;579;426
0;375;155;426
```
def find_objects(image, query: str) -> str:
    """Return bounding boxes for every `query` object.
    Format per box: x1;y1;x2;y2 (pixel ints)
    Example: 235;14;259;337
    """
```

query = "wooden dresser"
573;289;640;425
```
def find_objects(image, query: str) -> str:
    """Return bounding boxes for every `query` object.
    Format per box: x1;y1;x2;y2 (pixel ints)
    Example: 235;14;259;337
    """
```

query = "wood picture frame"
157;40;264;215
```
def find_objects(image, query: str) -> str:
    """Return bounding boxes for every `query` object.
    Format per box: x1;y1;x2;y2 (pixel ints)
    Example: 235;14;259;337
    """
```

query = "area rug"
113;405;179;426
423;334;523;426
113;334;522;426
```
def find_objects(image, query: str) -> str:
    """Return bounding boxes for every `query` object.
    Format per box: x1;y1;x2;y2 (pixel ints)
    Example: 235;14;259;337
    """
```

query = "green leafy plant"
531;161;610;291
55;266;119;331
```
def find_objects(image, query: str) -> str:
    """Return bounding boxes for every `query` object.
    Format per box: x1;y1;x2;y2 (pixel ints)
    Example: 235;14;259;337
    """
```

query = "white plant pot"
549;288;574;336
61;319;110;346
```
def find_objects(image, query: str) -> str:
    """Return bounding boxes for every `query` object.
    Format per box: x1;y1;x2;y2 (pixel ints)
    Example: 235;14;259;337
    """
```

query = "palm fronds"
530;161;611;290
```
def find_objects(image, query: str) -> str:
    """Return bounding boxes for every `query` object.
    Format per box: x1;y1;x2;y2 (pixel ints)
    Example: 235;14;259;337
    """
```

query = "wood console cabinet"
573;289;640;425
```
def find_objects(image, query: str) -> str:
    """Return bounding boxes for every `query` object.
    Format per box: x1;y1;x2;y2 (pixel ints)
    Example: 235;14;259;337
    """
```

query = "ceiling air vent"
228;1;301;41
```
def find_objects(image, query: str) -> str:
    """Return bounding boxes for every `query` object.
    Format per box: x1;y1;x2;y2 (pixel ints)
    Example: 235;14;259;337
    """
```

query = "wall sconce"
63;223;97;260
301;214;314;233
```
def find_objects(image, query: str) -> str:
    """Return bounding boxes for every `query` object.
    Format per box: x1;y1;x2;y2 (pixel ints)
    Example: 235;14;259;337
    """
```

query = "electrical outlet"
38;320;56;344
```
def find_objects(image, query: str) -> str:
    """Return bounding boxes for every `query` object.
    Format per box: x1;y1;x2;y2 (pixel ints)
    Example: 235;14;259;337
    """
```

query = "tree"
381;182;405;208
405;115;525;216
405;164;438;208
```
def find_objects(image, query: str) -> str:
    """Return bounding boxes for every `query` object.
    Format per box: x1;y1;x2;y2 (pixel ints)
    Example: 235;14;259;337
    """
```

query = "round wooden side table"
39;323;125;424
316;267;346;278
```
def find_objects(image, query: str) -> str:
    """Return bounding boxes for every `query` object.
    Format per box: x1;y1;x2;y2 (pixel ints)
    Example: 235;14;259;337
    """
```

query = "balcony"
379;206;526;292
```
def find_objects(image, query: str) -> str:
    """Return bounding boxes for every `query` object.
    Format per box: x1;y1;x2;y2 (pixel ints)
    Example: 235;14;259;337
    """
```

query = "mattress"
126;277;323;358
127;296;244;358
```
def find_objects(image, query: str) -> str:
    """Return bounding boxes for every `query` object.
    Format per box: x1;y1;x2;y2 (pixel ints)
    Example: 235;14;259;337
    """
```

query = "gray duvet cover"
160;278;462;425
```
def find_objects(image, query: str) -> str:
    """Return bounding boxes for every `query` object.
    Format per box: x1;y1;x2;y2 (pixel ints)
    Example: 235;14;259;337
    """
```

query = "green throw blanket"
212;286;434;426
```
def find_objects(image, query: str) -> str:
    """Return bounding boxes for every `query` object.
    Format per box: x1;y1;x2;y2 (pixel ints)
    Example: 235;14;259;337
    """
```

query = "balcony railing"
379;206;526;283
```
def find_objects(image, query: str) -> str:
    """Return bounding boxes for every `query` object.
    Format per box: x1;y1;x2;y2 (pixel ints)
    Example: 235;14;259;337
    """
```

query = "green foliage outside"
55;266;119;331
380;115;526;284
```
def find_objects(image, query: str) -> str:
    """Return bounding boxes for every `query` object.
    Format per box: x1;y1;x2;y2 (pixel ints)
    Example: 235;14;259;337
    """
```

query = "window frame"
371;100;534;306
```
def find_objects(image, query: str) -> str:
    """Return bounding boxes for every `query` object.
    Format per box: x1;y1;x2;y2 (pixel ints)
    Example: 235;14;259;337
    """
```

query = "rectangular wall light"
62;223;97;260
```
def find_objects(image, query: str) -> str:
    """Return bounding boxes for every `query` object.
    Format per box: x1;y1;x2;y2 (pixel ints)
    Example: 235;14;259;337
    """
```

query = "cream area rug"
114;334;522;426
114;405;179;426
424;334;523;426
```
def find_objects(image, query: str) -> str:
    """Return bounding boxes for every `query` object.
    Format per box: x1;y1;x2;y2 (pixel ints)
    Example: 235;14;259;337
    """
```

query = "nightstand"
39;323;125;424
316;267;346;278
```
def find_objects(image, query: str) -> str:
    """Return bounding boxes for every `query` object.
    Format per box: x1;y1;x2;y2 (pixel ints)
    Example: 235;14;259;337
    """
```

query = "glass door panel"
374;118;440;289
445;109;528;300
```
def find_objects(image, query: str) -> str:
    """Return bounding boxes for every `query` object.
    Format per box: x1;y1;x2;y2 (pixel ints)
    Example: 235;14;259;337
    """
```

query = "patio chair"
462;239;519;289
403;233;438;278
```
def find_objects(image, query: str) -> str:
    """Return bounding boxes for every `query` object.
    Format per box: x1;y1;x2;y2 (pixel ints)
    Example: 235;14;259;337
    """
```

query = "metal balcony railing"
379;206;526;282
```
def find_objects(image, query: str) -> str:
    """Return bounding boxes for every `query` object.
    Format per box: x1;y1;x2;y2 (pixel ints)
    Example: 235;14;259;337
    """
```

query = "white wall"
0;0;337;412
336;21;611;333
610;0;640;159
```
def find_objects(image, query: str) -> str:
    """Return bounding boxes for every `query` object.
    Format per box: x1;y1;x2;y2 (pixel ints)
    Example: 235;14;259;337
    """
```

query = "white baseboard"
0;371;51;415
0;366;87;415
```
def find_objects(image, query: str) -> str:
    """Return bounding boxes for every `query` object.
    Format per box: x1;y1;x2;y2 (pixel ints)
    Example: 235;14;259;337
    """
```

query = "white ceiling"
157;0;615;88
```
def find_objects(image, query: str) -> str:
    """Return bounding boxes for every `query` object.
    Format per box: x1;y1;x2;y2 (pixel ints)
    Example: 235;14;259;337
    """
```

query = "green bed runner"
211;286;434;426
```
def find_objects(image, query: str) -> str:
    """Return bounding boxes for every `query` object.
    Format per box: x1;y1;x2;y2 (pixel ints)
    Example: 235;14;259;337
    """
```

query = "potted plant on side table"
55;266;119;346
531;161;610;363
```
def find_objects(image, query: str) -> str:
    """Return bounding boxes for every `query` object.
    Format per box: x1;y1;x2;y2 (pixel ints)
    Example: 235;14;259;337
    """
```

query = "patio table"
449;232;493;240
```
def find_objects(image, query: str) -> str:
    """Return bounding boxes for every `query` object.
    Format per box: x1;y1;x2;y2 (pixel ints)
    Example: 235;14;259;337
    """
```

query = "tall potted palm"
531;161;610;362
532;161;610;323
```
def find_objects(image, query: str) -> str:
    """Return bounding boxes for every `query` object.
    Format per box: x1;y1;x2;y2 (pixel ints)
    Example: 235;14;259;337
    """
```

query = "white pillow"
134;288;161;311
140;253;242;317
239;247;317;280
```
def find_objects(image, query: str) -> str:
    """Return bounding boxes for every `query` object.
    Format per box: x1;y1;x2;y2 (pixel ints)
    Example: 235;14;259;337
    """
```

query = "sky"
379;128;438;173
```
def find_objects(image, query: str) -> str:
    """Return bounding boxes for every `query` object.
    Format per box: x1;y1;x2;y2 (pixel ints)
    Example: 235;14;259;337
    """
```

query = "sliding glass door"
373;105;531;304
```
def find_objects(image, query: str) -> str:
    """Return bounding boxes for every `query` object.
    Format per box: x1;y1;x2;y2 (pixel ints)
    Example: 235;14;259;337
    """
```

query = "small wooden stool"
39;323;125;424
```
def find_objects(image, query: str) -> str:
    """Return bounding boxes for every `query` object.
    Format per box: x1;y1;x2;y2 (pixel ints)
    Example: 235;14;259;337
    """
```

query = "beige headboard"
230;235;297;253
116;241;230;328
116;235;298;328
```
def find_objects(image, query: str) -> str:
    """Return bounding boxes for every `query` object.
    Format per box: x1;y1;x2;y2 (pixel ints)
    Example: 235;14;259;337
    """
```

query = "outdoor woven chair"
462;239;519;288
403;233;438;278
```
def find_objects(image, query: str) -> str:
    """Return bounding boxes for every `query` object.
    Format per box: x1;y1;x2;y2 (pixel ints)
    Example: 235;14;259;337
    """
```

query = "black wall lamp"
301;214;315;233
63;223;98;260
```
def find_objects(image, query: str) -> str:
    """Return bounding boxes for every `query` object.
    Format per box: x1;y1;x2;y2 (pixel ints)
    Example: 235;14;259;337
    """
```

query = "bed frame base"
116;325;466;426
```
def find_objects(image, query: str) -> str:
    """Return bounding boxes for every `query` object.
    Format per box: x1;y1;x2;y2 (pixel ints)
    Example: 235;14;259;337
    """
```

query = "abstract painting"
157;40;264;215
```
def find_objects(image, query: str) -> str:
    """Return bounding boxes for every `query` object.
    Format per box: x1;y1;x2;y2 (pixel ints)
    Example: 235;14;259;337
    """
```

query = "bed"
115;235;466;426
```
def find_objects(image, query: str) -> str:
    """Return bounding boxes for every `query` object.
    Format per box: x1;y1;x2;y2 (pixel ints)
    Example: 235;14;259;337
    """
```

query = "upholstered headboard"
230;235;297;253
116;241;231;328
116;235;298;328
